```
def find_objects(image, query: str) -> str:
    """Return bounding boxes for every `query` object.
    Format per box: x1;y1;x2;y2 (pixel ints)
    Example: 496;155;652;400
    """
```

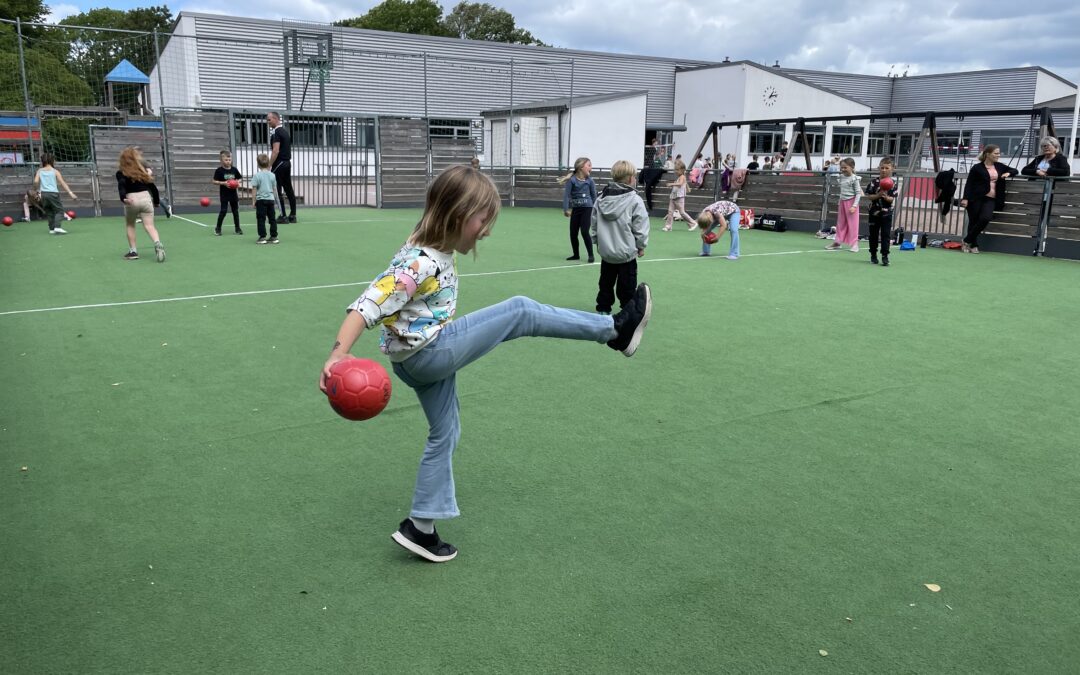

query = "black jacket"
1020;153;1071;177
963;162;1019;210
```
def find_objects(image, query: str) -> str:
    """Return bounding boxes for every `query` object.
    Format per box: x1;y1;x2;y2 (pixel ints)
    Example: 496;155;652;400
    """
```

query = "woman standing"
960;145;1018;254
116;147;166;262
1021;137;1071;177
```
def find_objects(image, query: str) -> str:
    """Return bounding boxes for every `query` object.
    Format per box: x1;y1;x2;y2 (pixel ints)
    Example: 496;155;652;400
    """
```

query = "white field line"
0;248;828;317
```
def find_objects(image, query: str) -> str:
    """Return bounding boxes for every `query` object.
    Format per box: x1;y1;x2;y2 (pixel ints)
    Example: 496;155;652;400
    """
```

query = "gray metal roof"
480;90;649;116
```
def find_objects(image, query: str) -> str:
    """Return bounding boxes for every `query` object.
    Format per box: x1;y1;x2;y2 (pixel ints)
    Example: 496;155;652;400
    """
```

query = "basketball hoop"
308;58;331;84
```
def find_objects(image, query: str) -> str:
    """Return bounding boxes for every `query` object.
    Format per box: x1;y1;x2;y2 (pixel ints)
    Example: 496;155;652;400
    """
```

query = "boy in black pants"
864;158;898;266
212;150;243;235
250;153;279;244
590;159;650;314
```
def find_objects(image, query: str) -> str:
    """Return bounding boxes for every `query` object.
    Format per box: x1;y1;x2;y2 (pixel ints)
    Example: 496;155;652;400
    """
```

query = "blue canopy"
105;59;150;85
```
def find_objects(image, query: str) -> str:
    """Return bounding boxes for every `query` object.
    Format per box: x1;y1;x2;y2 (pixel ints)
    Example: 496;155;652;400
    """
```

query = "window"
935;131;971;155
792;126;825;155
980;129;1027;157
868;133;890;157
429;118;472;140
830;127;864;155
356;119;375;149
235;119;268;146
749;124;784;154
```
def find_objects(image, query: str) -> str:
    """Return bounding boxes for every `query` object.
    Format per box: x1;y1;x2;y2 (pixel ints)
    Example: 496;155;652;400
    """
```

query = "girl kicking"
319;165;653;563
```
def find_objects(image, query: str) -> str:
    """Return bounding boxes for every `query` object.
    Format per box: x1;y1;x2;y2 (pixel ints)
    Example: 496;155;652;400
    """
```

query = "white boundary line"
171;213;208;228
0;248;827;317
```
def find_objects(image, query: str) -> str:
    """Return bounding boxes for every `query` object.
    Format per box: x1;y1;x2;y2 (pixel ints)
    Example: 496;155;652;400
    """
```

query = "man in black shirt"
267;111;296;223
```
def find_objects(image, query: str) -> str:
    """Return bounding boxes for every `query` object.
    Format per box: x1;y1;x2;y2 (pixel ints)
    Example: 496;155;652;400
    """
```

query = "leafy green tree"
53;7;173;112
335;0;452;37
0;0;47;24
444;2;546;45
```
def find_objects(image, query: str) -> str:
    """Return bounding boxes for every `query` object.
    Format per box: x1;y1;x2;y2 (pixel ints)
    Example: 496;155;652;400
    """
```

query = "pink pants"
835;197;859;245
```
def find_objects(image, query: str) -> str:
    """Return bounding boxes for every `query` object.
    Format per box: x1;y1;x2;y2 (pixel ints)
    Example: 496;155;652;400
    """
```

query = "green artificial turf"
2;207;1079;673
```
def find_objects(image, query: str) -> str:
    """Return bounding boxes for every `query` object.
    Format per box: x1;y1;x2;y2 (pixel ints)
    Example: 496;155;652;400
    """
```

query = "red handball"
2;216;13;226
325;358;392;421
226;179;239;189
200;197;211;207
66;210;76;219
703;231;719;244
879;177;895;192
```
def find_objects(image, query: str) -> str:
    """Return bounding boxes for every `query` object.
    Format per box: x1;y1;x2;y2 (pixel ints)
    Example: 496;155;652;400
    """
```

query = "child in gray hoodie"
590;160;651;314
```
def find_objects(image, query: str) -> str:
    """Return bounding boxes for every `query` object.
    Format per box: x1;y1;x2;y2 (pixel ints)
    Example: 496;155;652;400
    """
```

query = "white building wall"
565;95;647;169
1034;71;1077;106
148;15;201;111
674;64;872;169
672;66;746;165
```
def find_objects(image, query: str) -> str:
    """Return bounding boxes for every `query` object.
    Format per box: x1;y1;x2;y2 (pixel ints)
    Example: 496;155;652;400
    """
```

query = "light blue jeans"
701;211;741;257
391;296;618;519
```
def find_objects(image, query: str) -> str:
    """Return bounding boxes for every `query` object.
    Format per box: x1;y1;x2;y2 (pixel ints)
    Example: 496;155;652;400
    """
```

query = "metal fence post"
373;115;382;208
509;58;515;205
819;173;831;229
15;19;37;163
152;29;175;210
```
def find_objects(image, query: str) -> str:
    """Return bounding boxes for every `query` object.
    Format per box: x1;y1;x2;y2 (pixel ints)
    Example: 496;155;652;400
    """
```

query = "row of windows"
747;126;1071;158
231;117;473;148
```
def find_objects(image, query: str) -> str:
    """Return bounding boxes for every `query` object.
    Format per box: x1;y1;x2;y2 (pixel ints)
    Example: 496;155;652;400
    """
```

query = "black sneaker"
256;237;268;245
269;237;280;244
288;216;297;223
566;255;580;261
214;229;222;236
235;228;243;235
870;256;878;264
882;257;890;267
607;283;652;357
123;251;139;260
391;518;458;562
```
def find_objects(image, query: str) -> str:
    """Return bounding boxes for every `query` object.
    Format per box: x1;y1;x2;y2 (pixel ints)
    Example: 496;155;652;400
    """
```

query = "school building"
147;12;1076;174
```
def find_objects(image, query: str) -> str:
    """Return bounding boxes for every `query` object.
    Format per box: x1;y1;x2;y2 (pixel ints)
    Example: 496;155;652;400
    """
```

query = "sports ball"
226;179;239;189
200;197;211;207
325;358;392;421
703;231;719;244
2;216;13;226
879;177;895;191
66;210;76;219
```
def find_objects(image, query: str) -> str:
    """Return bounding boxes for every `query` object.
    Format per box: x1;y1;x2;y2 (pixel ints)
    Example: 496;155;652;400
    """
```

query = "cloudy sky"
46;0;1080;86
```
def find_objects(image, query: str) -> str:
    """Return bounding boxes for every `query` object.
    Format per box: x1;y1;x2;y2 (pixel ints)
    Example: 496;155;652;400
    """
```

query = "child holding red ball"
212;150;243;236
864;158;898;266
695;200;741;259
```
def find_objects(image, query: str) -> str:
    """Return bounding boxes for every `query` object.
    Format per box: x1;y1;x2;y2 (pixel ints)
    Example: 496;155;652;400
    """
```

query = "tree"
335;0;452;37
0;0;47;24
54;7;174;111
444;2;546;46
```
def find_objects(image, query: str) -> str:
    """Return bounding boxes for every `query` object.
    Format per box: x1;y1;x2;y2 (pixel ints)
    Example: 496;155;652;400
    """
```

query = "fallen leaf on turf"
111;382;122;386
161;343;168;347
924;583;941;592
910;603;916;607
946;604;953;610
819;650;828;657
845;617;852;622
21;466;28;472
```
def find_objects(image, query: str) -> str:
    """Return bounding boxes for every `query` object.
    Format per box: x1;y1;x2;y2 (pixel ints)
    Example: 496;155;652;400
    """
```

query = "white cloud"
45;3;81;22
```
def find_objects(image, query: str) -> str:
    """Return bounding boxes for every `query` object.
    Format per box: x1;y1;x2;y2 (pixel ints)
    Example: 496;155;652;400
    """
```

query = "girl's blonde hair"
977;144;1000;163
411;164;501;252
696;211;714;230
610;159;636;184
674;159;687;175
840;157;856;169
558;157;591;185
119;147;153;183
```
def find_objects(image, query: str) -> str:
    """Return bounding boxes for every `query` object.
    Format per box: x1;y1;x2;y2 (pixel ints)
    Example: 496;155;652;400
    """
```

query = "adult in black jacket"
1020;137;1071;177
960;144;1019;253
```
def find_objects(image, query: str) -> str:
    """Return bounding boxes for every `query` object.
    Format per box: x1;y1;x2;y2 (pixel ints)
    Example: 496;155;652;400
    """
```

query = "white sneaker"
725;254;739;260
850;244;859;253
51;227;68;235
